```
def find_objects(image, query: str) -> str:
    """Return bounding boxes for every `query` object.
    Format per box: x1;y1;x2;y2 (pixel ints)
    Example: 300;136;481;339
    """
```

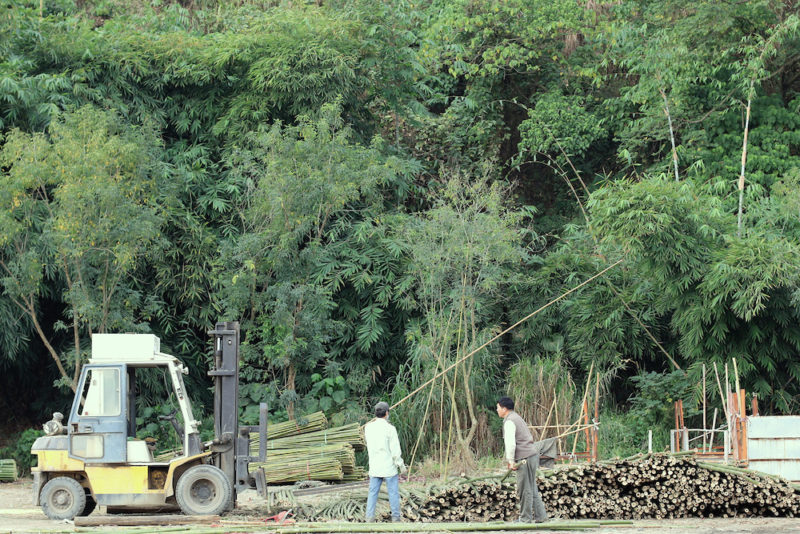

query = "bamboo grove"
1;0;800;463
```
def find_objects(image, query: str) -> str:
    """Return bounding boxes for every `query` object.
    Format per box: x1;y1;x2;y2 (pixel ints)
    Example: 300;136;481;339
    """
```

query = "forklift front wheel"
175;465;232;516
40;477;87;520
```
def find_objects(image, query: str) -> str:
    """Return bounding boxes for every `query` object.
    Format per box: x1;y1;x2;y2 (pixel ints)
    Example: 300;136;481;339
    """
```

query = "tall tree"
0;106;165;391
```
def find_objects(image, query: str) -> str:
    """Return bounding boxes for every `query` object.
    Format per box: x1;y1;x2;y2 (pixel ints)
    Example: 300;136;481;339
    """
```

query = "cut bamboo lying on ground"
274;520;633;533
391;453;800;522
74;515;221;527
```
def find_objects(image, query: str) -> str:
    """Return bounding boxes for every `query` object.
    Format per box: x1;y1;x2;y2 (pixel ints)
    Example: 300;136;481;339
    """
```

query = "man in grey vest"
496;396;548;523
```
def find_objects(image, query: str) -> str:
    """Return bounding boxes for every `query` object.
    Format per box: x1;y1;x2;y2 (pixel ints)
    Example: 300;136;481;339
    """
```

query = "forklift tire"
40;477;87;520
175;465;232;516
79;494;97;516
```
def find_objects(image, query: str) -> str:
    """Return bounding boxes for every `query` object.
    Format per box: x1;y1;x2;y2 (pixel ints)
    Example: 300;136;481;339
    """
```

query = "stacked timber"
401;454;800;521
0;459;16;482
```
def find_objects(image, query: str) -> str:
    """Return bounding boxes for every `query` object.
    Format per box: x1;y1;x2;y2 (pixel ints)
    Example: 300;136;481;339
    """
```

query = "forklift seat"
127;440;154;463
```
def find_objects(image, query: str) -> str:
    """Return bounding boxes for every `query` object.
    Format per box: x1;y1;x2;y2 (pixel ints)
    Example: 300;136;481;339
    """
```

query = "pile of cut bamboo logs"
401;453;800;521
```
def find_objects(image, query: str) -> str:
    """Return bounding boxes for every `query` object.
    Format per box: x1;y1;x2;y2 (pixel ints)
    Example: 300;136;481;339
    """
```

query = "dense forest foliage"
1;0;799;463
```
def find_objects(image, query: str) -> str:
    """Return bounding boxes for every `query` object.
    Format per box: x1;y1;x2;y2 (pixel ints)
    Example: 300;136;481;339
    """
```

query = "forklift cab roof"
90;333;184;369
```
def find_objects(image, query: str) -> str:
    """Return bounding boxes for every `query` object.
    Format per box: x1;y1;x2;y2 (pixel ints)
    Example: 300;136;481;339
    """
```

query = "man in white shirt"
364;401;406;522
496;396;548;523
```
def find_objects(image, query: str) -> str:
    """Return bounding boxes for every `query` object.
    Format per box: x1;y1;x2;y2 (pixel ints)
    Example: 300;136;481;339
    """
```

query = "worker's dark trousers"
516;453;548;522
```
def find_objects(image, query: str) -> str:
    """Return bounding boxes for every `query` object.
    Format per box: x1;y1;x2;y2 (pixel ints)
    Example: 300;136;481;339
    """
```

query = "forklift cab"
68;334;202;466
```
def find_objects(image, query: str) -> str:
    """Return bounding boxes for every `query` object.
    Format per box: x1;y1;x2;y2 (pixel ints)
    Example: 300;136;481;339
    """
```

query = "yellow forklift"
30;321;267;519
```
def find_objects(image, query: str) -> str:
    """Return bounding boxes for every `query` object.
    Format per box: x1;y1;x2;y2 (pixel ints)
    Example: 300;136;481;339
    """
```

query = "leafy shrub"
506;353;576;440
0;428;44;477
599;370;696;458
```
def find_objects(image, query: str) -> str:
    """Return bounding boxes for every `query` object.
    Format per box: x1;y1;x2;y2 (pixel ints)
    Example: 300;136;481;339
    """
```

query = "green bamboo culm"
0;459;17;482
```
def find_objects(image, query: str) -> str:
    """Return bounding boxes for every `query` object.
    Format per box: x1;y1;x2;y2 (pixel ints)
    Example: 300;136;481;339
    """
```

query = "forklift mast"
208;322;267;508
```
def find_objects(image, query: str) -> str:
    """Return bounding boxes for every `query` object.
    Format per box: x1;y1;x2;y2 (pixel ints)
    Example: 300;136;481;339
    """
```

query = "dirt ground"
2;478;800;534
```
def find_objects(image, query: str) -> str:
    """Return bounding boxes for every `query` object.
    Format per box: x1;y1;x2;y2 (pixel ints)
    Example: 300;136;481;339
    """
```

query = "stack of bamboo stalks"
0;459;17;482
256;456;345;484
399;453;800;521
251;443;360;483
266;412;328;439
248;419;366;484
258;423;365;451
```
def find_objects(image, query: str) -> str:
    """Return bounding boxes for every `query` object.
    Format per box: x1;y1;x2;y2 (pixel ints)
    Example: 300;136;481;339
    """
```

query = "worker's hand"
508;461;517;471
398;463;408;475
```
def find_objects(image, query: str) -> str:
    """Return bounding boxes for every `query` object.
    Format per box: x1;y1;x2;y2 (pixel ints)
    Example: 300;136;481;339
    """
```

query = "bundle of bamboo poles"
264;444;357;472
251;443;360;483
258;423;365;451
397;453;800;521
0;459;16;482
267;412;328;440
342;467;368;482
257;456;345;484
247;420;366;484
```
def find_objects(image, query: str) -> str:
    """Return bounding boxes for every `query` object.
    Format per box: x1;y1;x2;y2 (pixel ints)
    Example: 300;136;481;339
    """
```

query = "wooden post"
751;394;759;416
739;388;748;465
674;401;679;434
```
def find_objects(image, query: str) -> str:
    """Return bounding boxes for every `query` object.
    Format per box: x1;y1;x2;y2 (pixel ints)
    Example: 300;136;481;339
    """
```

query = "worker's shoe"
534;517;549;524
364;516;375;522
391;516;404;523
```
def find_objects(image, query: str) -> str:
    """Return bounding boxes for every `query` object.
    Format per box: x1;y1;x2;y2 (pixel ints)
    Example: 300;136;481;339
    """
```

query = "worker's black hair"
375;406;388;418
497;396;514;410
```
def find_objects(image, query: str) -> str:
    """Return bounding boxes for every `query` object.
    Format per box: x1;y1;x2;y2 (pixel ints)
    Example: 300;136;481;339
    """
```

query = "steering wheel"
158;408;185;437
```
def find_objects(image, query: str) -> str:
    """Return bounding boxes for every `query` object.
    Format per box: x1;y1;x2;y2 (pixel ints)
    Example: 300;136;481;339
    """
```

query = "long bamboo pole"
391;260;623;410
407;316;452;476
570;363;594;461
593;372;600;461
539;397;557;441
738;80;754;237
702;364;707;452
712;362;729;421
